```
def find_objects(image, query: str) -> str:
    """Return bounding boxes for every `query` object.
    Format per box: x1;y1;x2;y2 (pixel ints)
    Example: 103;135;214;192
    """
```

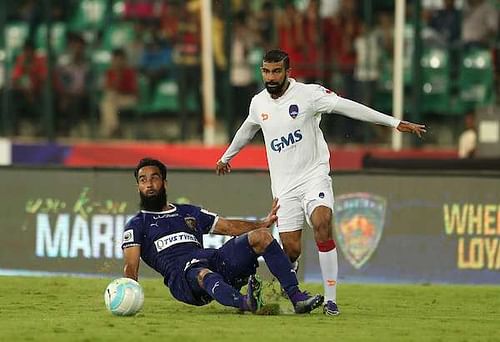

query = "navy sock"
202;272;244;309
262;240;299;297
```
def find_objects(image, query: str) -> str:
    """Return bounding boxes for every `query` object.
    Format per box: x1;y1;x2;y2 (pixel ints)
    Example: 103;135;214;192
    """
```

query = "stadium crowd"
0;0;498;146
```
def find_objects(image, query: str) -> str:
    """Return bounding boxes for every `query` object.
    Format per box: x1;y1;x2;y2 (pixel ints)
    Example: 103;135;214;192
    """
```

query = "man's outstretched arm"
216;119;261;175
212;198;279;236
333;97;426;137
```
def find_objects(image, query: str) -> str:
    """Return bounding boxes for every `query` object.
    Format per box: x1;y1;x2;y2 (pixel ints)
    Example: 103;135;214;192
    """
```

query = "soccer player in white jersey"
215;49;426;316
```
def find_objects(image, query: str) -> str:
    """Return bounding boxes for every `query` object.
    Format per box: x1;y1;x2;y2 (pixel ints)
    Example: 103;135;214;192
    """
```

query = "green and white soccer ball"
104;278;144;316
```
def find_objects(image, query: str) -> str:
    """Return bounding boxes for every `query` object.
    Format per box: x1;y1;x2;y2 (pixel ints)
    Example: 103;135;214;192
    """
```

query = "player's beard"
140;188;167;211
265;77;288;95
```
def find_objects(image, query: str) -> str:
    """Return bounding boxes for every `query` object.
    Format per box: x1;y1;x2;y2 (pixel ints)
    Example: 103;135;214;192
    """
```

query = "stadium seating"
374;46;471;116
111;0;126;19
5;22;28;63
35;23;67;55
459;48;495;111
149;79;200;114
70;0;109;30
420;47;451;114
150;79;179;112
102;22;135;50
374;52;394;113
91;49;112;77
248;47;264;84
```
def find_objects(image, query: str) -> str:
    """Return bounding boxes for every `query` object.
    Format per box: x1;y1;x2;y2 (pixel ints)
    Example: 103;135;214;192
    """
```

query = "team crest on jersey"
288;104;299;119
184;217;197;231
334;193;386;269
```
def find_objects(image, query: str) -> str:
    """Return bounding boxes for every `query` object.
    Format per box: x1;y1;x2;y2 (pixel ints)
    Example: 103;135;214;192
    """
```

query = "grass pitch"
0;276;498;342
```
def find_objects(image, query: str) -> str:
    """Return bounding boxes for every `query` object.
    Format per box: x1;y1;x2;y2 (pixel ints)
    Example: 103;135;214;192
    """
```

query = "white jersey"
220;79;400;196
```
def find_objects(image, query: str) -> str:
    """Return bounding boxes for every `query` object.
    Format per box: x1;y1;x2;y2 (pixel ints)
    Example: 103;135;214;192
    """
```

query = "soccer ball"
104;278;144;316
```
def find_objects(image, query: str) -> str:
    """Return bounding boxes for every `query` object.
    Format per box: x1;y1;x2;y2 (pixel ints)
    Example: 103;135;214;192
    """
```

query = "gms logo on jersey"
270;129;303;153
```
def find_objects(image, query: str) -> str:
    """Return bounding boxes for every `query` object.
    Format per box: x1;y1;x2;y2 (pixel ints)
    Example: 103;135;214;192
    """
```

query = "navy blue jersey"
121;204;218;284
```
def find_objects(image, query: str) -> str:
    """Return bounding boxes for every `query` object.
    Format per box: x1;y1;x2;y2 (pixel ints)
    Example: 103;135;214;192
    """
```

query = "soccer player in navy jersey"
122;158;324;314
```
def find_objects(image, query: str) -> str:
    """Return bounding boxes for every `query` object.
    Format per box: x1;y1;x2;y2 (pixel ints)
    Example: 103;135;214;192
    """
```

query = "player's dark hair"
134;158;167;182
263;49;290;70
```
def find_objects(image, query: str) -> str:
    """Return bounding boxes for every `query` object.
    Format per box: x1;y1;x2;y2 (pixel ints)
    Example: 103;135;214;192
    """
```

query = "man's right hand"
259;198;279;229
216;160;231;175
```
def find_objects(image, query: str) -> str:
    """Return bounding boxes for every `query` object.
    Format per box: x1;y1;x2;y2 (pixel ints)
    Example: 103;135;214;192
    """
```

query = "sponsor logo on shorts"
334;193;386;269
154;232;200;252
319;192;325;199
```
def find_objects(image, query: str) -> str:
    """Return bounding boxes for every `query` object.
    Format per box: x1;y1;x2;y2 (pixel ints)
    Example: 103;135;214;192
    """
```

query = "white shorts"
275;176;334;233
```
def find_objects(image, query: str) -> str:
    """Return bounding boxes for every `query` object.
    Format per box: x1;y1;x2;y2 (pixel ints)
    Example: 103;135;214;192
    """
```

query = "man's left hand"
397;121;427;138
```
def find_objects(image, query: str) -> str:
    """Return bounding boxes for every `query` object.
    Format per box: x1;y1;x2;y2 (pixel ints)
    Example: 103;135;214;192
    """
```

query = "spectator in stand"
139;33;173;92
277;1;306;81
374;11;394;58
11;0;74;41
212;1;227;131
125;21;147;69
429;0;461;48
354;22;380;107
324;0;363;142
325;0;362;98
159;1;180;43
10;40;47;135
173;2;202;139
356;11;395;144
427;0;461;79
228;11;257;137
458;112;477;158
301;0;323;83
123;0;157;21
14;0;39;41
254;1;276;52
462;0;498;49
99;48;138;138
55;34;91;136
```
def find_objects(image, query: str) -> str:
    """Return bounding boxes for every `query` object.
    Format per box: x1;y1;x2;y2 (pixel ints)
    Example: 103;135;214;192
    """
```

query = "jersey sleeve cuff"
122;243;141;249
208;216;219;234
391;118;401;128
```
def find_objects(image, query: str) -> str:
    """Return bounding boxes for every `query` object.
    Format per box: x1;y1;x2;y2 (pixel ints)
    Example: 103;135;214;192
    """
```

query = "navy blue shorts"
166;234;259;306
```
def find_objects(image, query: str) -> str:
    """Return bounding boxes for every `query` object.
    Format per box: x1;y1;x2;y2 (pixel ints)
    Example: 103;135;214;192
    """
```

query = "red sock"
316;239;336;252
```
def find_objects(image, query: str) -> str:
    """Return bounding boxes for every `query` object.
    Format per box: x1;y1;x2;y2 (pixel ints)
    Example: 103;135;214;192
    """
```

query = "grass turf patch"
0;276;498;342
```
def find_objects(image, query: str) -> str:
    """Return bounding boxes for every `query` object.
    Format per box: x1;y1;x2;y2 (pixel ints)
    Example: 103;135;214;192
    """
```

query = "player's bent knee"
248;228;273;252
315;221;332;233
312;219;333;240
196;268;213;287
